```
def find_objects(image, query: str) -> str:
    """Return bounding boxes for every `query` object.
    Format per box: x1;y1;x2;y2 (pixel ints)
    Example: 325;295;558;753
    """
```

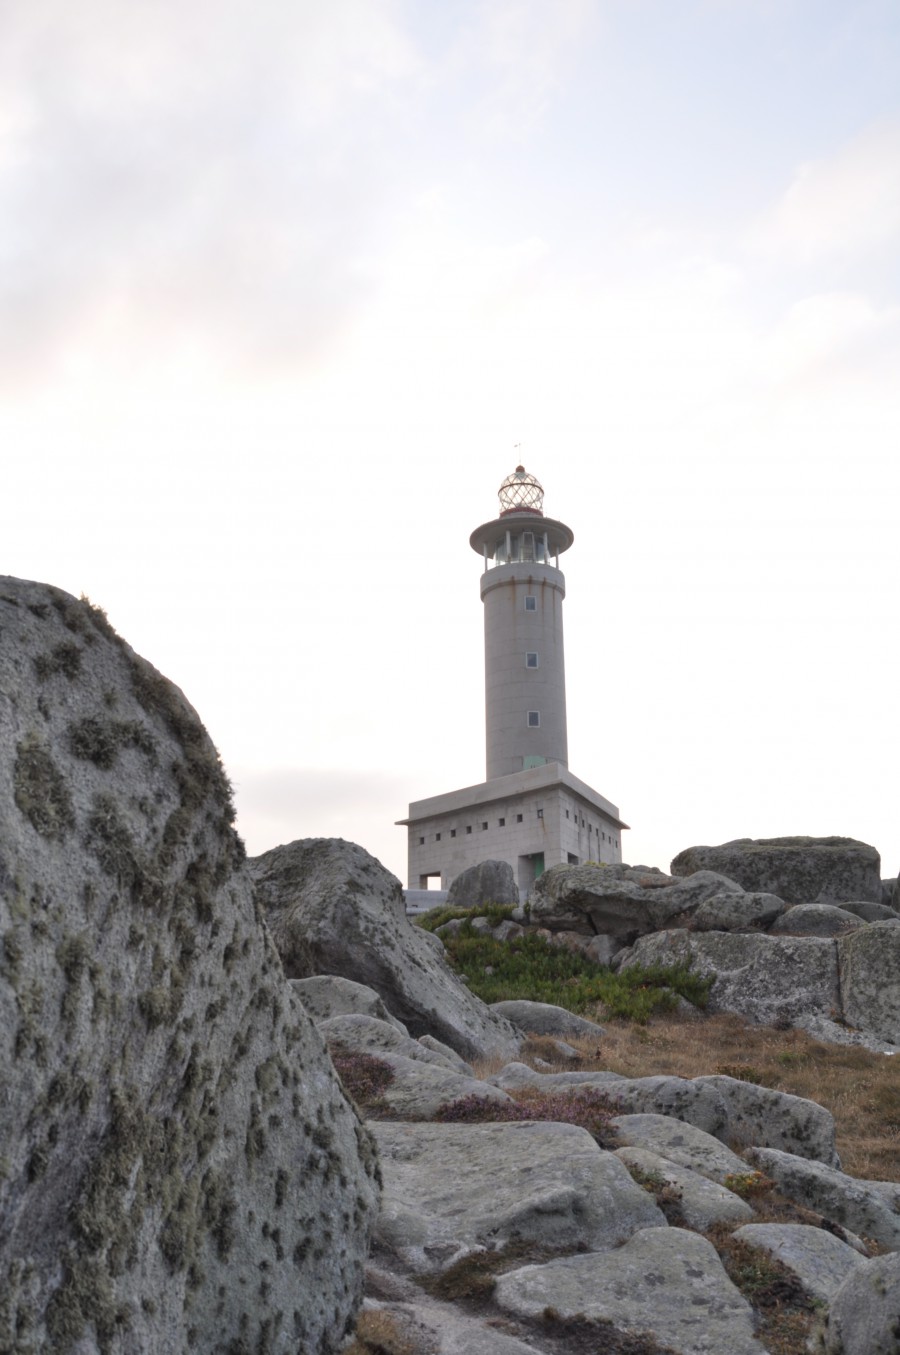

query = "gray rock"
582;933;623;965
616;1147;755;1230
487;1062;625;1091
495;1227;767;1355
693;1075;840;1165
0;579;379;1355
732;1223;863;1303
358;1297;541;1355
446;858;518;907
371;1120;664;1273
249;837;521;1062
770;902;866;937
318;1012;472;1074
691;891;788;933
527;862;744;940
416;1034;475;1075
671;836;882;906
881;878;897;908
611;1113;749;1183
290;974;408;1032
793;1014;900;1054
839;921;900;1045
821;1251;900;1354
374;1052;513;1120
597;1076;728;1138
489;1000;606;1041
621;929;840;1029
745;1147;900;1251
843;899;898;922
492;918;524;941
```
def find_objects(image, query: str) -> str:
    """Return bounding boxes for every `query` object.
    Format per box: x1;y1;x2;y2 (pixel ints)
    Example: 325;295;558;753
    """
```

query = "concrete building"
399;467;627;897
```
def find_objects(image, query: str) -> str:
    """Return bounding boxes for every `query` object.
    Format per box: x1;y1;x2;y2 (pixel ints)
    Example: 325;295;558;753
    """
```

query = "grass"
435;1085;620;1147
416;911;711;1022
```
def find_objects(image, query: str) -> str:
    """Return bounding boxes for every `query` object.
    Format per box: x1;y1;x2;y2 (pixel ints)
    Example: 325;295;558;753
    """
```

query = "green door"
532;852;545;881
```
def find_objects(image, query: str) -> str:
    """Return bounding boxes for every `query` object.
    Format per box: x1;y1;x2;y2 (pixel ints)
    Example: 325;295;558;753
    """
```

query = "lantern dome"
498;465;543;517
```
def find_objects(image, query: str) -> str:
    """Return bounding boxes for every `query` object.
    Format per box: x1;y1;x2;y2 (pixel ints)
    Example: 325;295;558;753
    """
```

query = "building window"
435;833;441;841
537;808;543;819
499;817;505;827
481;821;488;830
524;595;536;611
450;829;457;838
527;711;540;727
516;813;523;823
466;825;472;834
418;836;424;845
568;852;578;864
526;652;538;668
565;809;570;819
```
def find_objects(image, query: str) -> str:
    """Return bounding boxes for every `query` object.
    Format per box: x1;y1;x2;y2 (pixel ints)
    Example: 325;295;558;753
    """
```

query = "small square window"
466;825;472;834
537;808;543;819
435;833;441;841
450;829;457;838
516;813;523;823
524;595;536;611
498;817;505;827
418;836;424;845
481;821;488;831
527;711;540;727
526;652;538;668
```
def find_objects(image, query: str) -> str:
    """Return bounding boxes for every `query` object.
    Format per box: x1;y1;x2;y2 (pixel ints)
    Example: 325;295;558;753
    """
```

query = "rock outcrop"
0;579;379;1355
670;836;882;906
249;838;521;1062
446;858;518;907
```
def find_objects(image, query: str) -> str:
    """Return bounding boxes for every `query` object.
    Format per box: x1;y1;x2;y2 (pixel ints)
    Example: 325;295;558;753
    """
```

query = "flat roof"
398;762;629;831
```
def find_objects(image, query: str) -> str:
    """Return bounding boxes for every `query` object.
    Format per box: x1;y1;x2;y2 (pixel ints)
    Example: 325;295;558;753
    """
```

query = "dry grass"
555;1011;900;1180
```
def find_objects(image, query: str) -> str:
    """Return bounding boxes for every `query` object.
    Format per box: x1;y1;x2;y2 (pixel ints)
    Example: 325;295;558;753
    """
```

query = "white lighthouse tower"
400;466;627;897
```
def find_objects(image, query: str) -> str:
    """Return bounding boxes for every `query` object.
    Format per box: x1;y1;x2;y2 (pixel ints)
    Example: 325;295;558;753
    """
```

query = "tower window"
435;833;441;841
418;836;424;845
524;595;536;612
527;711;540;727
481;821;488;831
466;825;472;834
526;652;538;668
516;813;523;823
537;808;543;819
499;817;505;827
450;829;457;838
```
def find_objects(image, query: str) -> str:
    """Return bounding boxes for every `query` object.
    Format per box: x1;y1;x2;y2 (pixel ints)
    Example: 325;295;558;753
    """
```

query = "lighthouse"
400;467;627;897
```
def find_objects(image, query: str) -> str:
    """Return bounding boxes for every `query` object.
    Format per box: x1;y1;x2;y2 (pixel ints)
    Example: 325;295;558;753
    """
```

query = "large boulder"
527;862;744;941
372;1120;664;1273
838;921;900;1045
770;903;865;937
745;1148;900;1251
446;858;518;907
0;579;379;1355
249;838;521;1062
693;1075;839;1166
671;837;882;906
820;1252;900;1354
488;1000;606;1042
620;930;841;1029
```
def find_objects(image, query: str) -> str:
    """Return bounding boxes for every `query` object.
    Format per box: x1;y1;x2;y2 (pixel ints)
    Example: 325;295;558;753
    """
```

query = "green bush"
422;919;711;1023
416;901;516;932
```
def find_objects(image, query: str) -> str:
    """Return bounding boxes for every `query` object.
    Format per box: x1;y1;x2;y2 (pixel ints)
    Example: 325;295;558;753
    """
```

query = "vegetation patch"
434;1086;619;1147
329;1046;395;1112
537;1309;680;1355
624;1164;686;1226
85;795;141;886
33;641;83;681
416;915;710;1022
68;717;158;769
707;1226;818;1355
14;734;75;840
417;902;516;932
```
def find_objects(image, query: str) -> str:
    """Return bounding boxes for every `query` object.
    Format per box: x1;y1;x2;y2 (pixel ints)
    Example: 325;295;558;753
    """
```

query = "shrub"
435;1086;619;1148
329;1046;394;1112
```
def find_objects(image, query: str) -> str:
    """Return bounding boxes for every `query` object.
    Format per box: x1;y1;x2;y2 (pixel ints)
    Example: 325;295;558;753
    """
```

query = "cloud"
748;118;900;265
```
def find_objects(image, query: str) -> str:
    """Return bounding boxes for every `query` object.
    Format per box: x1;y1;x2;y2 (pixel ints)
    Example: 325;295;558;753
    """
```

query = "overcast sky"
3;0;899;885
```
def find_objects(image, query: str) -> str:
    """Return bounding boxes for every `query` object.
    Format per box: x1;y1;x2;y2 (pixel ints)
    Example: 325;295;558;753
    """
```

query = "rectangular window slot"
527;711;540;727
499;817;505;826
516;813;523;823
466;825;472;834
450;829;457;838
526;652;538;668
481;822;488;830
524;595;536;611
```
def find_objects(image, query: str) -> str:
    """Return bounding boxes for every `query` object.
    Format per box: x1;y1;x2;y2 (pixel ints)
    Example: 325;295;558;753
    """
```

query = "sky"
2;0;899;886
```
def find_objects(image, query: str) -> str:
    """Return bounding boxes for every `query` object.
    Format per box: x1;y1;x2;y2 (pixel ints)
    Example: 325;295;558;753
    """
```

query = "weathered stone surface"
489;1000;606;1042
358;1296;541;1355
249;837;521;1062
794;1013;900;1054
690;891;787;933
745;1148;900;1251
488;1062;624;1091
616;1147;754;1230
527;862;744;940
318;1013;473;1073
596;1076;728;1138
371;1120;664;1272
495;1227;767;1355
838;921;900;1045
693;1075;839;1165
732;1223;863;1303
770;902;866;937
374;1052;513;1120
611;1114;748;1183
843;899;898;922
620;930;840;1028
671;836;882;906
821;1251;900;1355
290;973;408;1032
446;858;518;907
583;933;623;965
416;1034;475;1075
0;579;379;1355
